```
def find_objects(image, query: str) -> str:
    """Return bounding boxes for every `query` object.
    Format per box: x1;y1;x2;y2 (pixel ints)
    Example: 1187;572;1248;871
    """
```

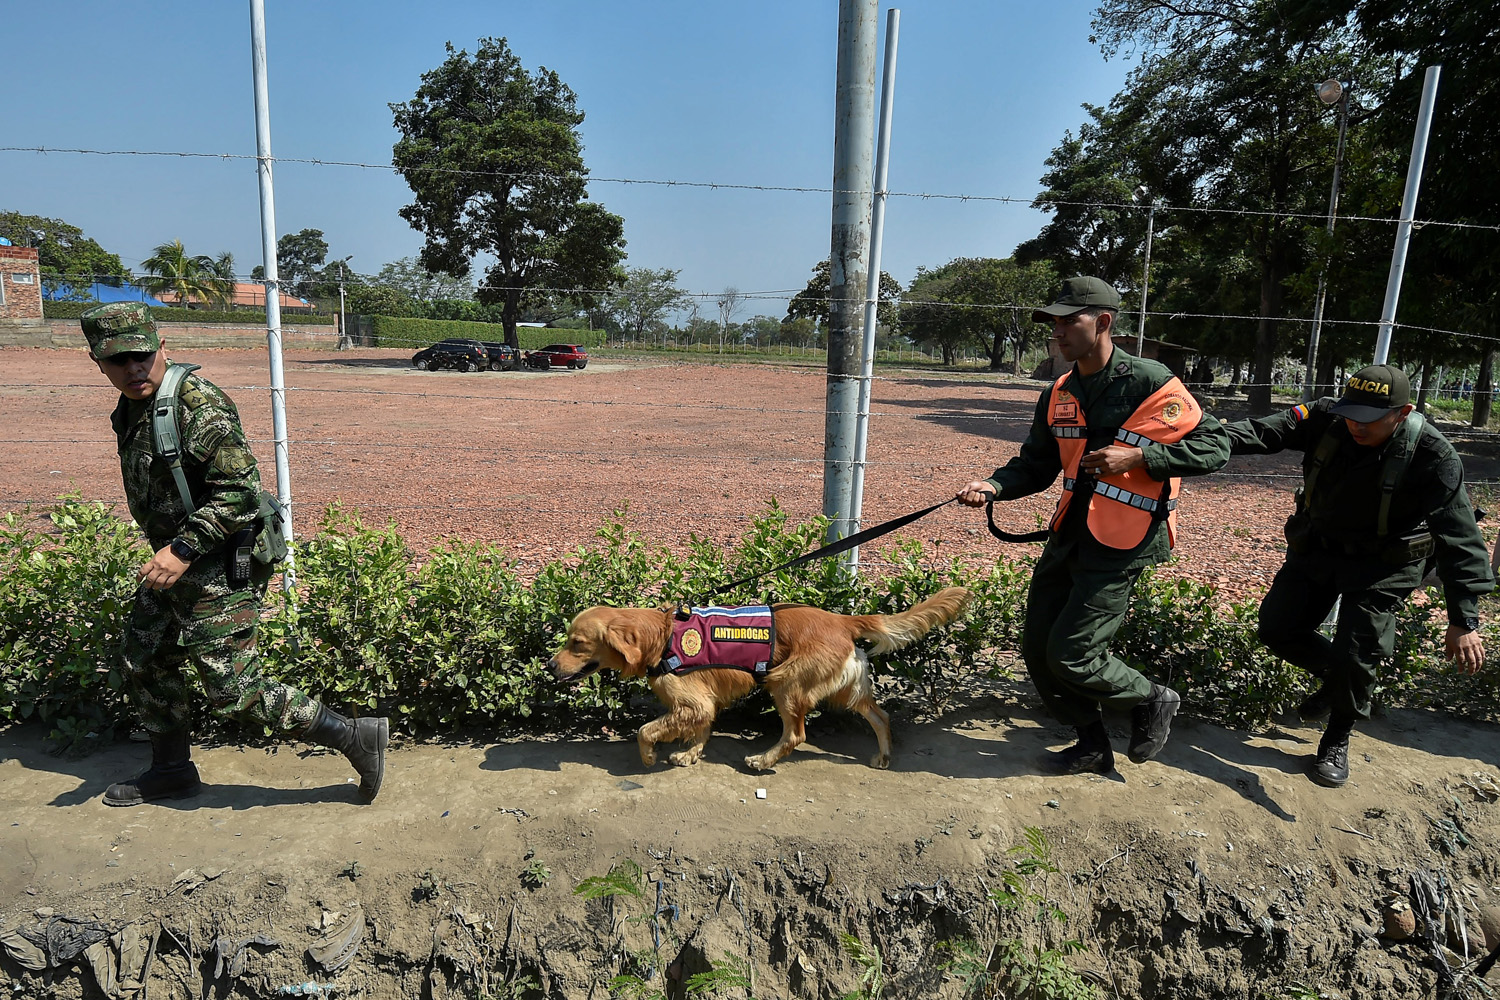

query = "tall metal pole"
337;260;349;350
1303;83;1352;402
822;0;878;544
1135;201;1155;356
1373;65;1441;365
250;0;295;586
847;7;900;572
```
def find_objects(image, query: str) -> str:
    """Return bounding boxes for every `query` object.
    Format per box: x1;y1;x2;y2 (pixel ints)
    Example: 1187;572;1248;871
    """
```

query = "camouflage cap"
80;302;161;358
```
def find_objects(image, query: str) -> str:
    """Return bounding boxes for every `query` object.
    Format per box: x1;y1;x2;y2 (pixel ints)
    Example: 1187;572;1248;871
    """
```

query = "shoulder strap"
1305;418;1342;510
151;363;203;516
1377;411;1425;537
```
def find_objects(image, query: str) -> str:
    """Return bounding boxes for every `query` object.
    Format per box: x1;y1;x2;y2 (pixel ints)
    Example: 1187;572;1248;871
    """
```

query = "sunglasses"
102;351;158;366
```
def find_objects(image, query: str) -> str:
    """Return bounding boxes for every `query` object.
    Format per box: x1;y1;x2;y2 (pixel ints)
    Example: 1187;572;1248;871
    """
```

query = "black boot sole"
103;778;203;807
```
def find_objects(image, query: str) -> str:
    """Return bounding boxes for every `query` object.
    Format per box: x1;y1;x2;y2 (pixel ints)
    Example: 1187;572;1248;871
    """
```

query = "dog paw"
639;748;657;767
870;753;890;770
744;754;771;772
668;750;700;767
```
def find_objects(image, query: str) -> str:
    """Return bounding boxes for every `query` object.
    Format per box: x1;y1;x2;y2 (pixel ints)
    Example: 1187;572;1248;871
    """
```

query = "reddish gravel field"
5;345;1498;605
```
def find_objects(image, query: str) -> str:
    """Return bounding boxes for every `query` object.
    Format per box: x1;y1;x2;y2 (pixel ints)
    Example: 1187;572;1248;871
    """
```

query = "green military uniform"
112;373;317;736
1225;395;1493;722
987;346;1231;728
83;302;387;807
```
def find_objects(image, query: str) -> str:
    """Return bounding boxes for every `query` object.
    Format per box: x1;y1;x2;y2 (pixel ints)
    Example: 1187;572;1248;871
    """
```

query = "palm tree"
140;240;225;309
205;251;238;309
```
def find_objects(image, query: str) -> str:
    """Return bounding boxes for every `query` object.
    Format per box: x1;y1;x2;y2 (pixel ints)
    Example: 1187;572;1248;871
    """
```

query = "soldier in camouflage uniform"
82;302;389;806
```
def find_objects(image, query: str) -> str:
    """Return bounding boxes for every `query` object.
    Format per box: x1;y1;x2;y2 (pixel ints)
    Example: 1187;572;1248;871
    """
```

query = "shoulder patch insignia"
1114;362;1130;376
179;384;209;410
1160;399;1184;423
1291;404;1310;422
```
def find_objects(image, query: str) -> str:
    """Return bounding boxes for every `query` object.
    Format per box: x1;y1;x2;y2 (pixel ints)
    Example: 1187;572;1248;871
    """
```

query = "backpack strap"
151;363;203;516
1303;421;1342;514
1377;411;1425;538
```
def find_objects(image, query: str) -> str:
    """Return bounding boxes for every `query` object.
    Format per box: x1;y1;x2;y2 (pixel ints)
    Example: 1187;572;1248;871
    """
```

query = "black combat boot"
1296;683;1331;723
1127;683;1181;764
103;729;201;807
303;705;389;801
1310;715;1354;788
1041;720;1114;775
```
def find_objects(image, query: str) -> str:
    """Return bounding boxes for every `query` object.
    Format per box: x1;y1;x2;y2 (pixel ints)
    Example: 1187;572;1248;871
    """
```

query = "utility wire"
4;144;1499;232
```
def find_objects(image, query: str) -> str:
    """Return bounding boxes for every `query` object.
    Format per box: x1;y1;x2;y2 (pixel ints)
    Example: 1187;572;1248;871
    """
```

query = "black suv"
480;342;521;371
412;339;488;372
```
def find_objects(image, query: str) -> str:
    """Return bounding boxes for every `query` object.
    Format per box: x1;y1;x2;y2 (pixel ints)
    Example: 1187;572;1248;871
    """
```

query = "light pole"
336;256;352;350
1302;78;1352;402
1132;184;1156;356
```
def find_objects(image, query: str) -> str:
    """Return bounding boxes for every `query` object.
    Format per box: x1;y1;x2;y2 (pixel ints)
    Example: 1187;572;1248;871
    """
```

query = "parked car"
412;339;488;372
522;343;590;370
480;342;520;371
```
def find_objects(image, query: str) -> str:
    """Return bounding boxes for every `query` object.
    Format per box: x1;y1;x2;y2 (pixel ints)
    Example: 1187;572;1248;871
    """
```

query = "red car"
522;343;589;370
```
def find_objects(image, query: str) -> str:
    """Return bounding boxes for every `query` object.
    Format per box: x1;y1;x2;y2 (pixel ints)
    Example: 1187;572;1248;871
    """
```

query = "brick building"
0;245;51;345
0;245;44;321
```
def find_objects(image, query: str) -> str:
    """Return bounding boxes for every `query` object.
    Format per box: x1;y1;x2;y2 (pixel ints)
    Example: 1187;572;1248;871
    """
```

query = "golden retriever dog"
549;587;969;771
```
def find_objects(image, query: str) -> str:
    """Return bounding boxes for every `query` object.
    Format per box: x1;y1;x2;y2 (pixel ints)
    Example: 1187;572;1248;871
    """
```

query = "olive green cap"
1031;276;1122;323
80;302;161;358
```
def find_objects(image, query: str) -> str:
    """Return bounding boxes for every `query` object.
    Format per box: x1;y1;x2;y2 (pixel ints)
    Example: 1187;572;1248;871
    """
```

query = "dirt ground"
4;347;1500;998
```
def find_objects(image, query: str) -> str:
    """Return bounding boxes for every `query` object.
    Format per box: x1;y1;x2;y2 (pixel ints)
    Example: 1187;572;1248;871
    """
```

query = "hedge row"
43;300;335;325
2;495;1492;747
367;315;605;351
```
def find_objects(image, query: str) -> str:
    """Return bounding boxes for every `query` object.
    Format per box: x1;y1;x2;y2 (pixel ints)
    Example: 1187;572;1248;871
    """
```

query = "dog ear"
605;620;648;677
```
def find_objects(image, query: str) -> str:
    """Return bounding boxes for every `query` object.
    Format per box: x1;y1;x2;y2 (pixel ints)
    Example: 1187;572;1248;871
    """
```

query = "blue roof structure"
44;282;167;307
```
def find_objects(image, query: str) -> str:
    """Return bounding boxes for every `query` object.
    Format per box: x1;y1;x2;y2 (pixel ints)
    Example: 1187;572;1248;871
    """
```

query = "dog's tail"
856;586;971;656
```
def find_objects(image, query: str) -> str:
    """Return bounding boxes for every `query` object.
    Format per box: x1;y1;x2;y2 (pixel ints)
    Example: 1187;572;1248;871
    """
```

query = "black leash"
702;495;1048;603
706;497;958;601
986;499;1049;544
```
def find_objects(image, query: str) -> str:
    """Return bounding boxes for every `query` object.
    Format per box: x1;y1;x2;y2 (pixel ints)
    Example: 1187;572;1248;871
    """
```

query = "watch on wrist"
169;538;198;563
1461;616;1481;632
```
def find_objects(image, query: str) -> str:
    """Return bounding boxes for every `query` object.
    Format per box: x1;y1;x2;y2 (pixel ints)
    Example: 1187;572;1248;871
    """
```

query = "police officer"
82;302;389;806
1225;364;1492;787
957;277;1231;774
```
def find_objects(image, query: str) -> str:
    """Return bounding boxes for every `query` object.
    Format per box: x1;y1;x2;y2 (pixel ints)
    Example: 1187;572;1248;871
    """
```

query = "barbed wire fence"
6;142;1500;596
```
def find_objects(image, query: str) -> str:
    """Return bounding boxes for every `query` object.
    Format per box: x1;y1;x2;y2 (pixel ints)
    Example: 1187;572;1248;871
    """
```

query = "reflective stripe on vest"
1046;369;1202;550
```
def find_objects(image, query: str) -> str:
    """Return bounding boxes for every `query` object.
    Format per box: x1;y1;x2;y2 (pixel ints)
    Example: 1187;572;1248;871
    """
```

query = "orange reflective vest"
1047;372;1202;550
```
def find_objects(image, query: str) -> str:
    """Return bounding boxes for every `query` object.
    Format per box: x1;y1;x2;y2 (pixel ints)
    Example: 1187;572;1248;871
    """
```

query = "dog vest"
651;605;776;680
1048;371;1202;550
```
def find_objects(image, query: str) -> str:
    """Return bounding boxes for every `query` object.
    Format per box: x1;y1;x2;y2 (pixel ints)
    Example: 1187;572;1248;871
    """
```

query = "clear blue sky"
4;1;1135;316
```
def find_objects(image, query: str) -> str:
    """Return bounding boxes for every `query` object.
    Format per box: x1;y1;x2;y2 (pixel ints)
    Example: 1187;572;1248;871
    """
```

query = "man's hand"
1079;444;1145;477
956;481;996;508
139;545;191;591
1445;624;1485;674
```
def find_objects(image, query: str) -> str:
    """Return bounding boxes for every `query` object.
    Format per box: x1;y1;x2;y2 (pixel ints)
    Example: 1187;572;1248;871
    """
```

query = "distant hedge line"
43;301;335;326
4;495;1494;748
368;315;606;350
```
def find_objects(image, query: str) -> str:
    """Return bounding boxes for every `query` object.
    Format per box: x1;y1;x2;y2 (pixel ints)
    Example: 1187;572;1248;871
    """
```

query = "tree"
716;287;744;350
1037;1;1365;412
611;267;688;342
0;211;131;296
786;259;902;333
375;256;475;302
901;258;1054;368
390;37;627;349
140;240;233;309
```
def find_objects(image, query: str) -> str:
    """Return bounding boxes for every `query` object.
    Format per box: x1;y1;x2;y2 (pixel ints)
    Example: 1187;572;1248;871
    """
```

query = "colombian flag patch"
1291;404;1310;422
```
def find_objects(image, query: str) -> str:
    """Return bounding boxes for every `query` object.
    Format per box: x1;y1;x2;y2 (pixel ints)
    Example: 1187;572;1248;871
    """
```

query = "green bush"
2;495;1494;746
368;315;605;350
43;301;334;325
